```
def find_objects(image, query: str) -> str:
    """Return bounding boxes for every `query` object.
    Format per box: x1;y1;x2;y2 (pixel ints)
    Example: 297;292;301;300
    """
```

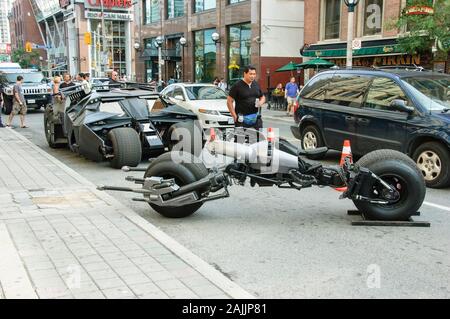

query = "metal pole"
182;46;184;82
346;9;354;68
158;46;162;87
101;0;106;76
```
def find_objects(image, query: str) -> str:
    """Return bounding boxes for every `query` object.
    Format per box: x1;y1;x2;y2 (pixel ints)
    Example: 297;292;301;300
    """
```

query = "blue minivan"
291;69;450;188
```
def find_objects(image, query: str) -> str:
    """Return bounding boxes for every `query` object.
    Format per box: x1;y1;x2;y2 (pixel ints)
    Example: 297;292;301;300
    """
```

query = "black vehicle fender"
406;130;450;156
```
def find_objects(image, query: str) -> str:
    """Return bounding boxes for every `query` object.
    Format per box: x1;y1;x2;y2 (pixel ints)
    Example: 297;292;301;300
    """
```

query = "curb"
6;129;255;299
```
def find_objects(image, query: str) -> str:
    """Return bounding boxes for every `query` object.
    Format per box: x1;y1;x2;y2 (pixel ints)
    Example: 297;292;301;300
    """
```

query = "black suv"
291;68;450;188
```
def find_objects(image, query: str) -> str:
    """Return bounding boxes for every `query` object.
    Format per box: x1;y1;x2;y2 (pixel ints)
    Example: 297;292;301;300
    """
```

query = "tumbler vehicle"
44;83;200;168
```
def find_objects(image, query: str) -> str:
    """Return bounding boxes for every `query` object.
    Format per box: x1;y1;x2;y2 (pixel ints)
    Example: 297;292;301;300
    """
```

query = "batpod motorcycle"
98;127;426;221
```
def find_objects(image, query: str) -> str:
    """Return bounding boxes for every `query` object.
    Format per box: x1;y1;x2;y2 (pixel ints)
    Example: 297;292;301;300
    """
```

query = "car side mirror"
390;99;414;113
174;95;184;101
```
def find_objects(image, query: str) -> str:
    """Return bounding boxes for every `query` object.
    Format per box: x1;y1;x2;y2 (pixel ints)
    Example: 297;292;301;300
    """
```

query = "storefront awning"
301;38;404;58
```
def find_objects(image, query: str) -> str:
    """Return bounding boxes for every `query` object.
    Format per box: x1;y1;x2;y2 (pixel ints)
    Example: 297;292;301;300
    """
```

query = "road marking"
264;115;295;124
423;201;450;212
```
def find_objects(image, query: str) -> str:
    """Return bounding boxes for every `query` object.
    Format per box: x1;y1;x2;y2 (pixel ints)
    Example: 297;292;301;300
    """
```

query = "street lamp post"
179;37;187;82
344;0;360;68
155;36;164;89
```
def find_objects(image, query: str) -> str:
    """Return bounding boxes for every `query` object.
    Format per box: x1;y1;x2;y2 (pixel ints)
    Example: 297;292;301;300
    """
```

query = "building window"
363;0;383;36
227;23;251;83
167;0;184;19
323;0;341;40
229;0;247;4
144;0;160;24
90;20;127;77
194;0;216;13
194;29;217;83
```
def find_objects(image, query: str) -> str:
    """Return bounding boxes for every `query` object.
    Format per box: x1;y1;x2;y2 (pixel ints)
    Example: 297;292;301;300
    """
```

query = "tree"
396;0;450;60
11;47;40;69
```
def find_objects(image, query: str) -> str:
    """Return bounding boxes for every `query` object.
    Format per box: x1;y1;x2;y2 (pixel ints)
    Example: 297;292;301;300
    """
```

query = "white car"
159;83;234;129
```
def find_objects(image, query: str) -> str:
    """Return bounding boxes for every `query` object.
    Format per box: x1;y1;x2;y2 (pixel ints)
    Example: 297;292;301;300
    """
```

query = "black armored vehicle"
44;83;199;168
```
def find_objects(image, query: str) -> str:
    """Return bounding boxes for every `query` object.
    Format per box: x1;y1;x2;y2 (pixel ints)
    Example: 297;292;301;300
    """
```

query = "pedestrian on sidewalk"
6;75;28;128
227;65;265;130
285;77;299;116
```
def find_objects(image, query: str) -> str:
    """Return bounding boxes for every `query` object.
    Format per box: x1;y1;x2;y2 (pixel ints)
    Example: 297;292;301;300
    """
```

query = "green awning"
302;45;404;58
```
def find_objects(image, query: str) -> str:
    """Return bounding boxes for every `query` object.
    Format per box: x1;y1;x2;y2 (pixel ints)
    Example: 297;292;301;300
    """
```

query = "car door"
355;77;409;154
321;73;372;153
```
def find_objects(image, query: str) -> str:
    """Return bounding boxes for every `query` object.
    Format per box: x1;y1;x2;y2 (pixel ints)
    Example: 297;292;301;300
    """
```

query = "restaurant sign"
328;55;421;67
85;0;133;11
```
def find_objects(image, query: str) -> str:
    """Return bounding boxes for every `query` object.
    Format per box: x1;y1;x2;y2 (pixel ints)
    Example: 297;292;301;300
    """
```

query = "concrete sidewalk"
261;105;296;124
0;128;254;299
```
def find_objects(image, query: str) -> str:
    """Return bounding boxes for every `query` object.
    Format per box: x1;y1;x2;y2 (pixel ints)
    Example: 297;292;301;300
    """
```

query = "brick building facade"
302;0;449;77
135;0;305;90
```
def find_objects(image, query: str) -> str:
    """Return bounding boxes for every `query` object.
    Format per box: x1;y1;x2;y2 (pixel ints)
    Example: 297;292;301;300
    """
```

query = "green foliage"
396;0;450;56
11;47;40;69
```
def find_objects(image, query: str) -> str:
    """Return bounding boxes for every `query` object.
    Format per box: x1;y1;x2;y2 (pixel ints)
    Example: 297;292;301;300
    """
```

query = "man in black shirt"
227;65;266;129
59;73;76;89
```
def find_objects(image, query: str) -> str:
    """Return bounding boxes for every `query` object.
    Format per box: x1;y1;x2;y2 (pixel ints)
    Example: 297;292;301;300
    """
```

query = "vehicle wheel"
412;141;450;188
353;149;426;221
144;152;208;218
108;127;142;169
301;125;326;159
167;121;203;157
1;94;12;115
44;108;58;148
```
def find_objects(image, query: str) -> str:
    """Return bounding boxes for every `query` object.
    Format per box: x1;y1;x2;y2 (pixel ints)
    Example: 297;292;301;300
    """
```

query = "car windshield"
402;76;450;111
185;86;227;100
5;72;44;83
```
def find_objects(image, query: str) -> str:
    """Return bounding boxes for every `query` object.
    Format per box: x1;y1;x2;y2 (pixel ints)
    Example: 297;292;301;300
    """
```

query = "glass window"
194;28;217;83
363;0;383;36
402;76;450;111
172;87;185;99
364;77;407;111
323;0;341;40
301;73;334;101
325;74;372;107
185;86;228;100
144;0;160;24
227;23;251;82
90;20;127;77
195;0;216;12
229;0;247;3
167;0;184;19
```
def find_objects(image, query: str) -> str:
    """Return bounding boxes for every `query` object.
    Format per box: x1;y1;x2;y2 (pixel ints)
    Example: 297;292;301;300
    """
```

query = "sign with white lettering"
84;0;133;11
85;11;133;21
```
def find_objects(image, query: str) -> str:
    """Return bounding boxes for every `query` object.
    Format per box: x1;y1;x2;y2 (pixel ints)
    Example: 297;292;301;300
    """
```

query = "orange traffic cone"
335;140;353;192
339;140;353;166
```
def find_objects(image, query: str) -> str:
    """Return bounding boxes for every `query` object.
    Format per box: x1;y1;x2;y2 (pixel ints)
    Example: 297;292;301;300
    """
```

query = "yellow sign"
84;32;92;45
25;42;32;53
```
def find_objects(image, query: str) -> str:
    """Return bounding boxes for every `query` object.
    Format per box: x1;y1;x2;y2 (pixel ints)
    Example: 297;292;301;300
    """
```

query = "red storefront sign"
405;6;434;15
86;0;133;9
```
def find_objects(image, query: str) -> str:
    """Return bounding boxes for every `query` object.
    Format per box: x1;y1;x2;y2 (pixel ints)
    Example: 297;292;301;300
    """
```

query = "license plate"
228;118;235;124
27;99;35;104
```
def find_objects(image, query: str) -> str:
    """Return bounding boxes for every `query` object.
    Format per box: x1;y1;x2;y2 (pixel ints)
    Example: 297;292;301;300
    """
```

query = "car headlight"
198;108;221;116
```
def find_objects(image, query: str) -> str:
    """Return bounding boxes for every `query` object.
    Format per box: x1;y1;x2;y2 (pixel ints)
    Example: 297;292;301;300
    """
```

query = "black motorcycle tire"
144;152;208;218
353;149;426;221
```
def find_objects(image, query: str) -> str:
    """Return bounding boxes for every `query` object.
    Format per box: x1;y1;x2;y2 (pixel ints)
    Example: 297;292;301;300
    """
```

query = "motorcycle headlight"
198;108;220;116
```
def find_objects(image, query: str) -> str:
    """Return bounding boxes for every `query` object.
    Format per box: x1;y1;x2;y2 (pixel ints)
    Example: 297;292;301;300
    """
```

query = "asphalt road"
10;109;450;298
